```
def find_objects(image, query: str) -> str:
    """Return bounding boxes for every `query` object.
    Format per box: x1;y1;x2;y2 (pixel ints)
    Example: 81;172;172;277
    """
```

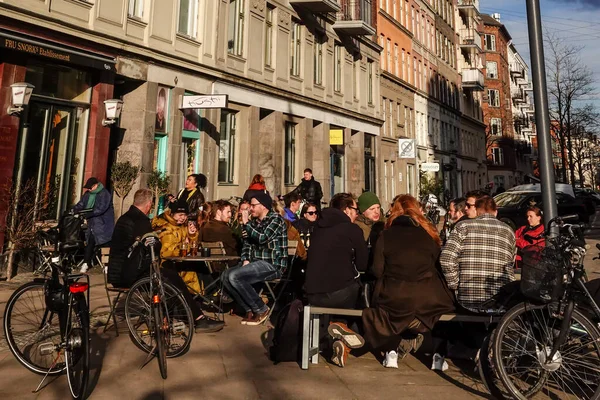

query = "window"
364;135;376;192
367;60;374;104
218;110;237;183
488;89;500;107
128;0;143;18
334;44;342;92
228;0;245;56
407;164;415;196
284;122;296;185
382;98;387;136
178;0;198;37
314;38;323;85
491;148;504;165
264;5;274;67
485;34;496;51
394;44;399;75
401;50;406;80
490;118;502;136
290;20;302;77
386;38;392;72
486;61;498;79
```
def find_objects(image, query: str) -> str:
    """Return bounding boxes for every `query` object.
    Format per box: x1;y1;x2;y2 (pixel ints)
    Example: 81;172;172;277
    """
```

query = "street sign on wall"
420;162;440;172
181;94;228;109
398;139;415;159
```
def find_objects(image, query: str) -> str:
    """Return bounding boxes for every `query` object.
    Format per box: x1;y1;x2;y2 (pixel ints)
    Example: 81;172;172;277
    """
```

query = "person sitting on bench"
304;193;368;368
362;195;455;369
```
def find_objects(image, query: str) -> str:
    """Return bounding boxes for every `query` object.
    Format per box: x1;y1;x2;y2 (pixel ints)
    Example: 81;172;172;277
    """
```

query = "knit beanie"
357;192;381;213
251;192;273;210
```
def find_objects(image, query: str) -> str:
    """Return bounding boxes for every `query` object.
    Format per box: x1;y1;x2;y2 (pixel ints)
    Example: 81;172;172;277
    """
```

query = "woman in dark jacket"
294;202;318;249
176;173;206;220
242;174;269;202
362;194;455;369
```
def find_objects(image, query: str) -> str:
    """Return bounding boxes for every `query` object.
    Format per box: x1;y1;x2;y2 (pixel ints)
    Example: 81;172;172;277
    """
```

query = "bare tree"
545;33;595;185
570;105;599;187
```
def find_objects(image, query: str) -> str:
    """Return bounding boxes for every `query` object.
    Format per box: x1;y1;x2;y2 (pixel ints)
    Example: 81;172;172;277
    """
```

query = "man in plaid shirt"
440;196;516;312
222;192;288;325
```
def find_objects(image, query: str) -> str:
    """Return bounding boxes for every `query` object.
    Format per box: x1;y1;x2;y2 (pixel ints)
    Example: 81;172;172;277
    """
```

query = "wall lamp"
7;83;34;116
102;99;123;126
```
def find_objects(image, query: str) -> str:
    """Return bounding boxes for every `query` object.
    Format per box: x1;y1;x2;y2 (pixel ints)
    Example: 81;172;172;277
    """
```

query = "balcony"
289;0;341;13
459;29;482;52
457;0;480;17
333;0;375;36
510;62;525;79
462;68;484;91
522;82;534;91
511;87;525;104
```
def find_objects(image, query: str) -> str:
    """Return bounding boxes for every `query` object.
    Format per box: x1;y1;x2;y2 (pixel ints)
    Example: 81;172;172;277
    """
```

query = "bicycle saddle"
59;241;84;253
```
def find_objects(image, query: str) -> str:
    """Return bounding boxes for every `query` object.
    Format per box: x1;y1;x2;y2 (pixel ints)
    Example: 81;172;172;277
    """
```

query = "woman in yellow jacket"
152;201;202;294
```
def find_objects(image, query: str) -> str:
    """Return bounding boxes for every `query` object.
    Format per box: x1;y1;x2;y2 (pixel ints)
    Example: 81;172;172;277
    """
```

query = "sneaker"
327;322;365;349
79;263;89;274
245;308;270;326
383;351;399;369
331;340;350;368
240;311;253;325
194;317;224;333
431;353;449;371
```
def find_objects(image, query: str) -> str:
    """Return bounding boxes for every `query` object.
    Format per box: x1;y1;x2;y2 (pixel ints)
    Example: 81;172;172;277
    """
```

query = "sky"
480;0;600;108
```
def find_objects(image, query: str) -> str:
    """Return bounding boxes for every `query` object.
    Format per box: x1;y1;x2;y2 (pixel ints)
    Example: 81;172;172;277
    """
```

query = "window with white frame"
284;122;296;185
488;89;500;107
394;44;399;75
485;34;496;51
128;0;143;18
314;37;323;85
290;20;302;77
367;59;374;104
334;43;342;92
490;118;502;136
178;0;198;37
491;148;504;165
264;4;274;67
218;110;237;183
228;0;245;56
386;38;392;72
486;61;498;79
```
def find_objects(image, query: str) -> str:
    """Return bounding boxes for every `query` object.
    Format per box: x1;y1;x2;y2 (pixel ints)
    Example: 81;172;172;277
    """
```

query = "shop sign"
420;162;440;172
181;95;228;109
398;139;415;159
329;129;344;145
0;34;116;72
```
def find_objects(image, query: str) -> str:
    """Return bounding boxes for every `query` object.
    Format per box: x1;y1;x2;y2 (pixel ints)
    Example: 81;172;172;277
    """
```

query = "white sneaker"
383;351;399;369
79;263;89;274
431;353;449;371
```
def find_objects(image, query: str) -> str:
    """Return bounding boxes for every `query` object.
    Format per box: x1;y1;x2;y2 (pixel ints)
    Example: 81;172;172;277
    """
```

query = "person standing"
293;168;323;210
73;177;115;273
176;173;207;219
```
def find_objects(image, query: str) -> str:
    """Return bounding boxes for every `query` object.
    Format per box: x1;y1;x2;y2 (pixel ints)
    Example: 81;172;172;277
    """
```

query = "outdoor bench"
301;305;502;370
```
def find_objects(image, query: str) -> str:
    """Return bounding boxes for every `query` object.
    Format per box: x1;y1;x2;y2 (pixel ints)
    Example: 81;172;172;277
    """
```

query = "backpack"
269;298;303;364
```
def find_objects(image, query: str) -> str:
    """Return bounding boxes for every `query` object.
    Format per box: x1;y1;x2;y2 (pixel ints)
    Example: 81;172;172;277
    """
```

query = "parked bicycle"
487;215;600;399
3;213;91;399
124;231;194;379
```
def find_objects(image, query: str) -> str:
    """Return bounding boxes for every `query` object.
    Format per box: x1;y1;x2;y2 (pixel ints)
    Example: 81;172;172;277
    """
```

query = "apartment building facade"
0;0;382;235
482;13;516;192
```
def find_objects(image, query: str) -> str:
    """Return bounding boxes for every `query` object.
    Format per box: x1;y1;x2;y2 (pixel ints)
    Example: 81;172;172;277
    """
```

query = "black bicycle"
3;237;91;398
488;216;600;399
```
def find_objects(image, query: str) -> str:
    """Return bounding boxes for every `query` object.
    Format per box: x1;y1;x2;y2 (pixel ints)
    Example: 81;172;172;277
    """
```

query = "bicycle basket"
58;213;84;244
520;242;566;303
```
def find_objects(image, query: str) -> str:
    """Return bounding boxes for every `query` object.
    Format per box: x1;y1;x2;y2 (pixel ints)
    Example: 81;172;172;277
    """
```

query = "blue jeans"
222;260;281;314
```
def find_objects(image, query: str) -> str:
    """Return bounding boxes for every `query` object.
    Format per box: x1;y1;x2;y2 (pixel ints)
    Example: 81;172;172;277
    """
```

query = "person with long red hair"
362;194;455;369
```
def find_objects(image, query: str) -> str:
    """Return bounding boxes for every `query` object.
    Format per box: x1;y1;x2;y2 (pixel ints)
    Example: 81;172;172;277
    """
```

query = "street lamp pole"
526;0;558;230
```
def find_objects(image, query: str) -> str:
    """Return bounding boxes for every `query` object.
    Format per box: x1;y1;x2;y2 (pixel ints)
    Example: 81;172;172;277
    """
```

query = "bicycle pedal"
38;343;55;356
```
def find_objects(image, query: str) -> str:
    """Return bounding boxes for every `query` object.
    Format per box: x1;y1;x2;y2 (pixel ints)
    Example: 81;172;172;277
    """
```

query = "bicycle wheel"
3;281;65;375
478;330;512;399
153;303;168;379
65;293;90;399
494;303;600;399
125;278;194;358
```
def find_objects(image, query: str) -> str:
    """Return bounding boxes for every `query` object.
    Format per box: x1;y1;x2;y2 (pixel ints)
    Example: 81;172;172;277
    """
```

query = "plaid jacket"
241;211;288;271
440;214;516;312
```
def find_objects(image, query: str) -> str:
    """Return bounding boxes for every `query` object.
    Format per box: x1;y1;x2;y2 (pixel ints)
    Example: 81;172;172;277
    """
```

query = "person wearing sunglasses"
294;203;319;249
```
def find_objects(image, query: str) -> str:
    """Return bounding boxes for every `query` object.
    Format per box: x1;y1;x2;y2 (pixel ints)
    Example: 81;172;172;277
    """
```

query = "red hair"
385;194;441;246
250;174;265;186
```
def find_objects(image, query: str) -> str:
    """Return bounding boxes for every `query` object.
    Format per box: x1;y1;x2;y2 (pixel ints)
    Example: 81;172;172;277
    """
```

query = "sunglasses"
305;211;317;215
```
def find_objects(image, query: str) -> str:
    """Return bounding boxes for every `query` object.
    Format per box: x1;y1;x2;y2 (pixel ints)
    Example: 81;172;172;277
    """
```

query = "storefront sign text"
329;129;344;145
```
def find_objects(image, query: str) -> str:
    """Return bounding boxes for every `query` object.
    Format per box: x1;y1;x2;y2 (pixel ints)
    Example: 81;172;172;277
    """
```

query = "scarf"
86;183;104;209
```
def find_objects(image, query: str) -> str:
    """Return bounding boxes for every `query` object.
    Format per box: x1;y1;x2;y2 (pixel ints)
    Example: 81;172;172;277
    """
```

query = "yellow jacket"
152;210;201;294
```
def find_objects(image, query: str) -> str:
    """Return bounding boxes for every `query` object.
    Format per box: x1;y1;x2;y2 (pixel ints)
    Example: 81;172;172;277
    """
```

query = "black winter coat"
305;208;368;294
177;188;204;219
107;206;153;287
293;177;323;204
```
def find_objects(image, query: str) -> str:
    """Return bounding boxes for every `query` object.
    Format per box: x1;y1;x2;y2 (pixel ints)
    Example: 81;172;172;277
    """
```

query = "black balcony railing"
337;0;373;26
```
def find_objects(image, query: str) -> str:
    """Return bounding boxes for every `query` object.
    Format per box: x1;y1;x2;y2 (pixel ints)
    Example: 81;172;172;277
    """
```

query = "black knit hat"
251;192;273;210
172;200;189;214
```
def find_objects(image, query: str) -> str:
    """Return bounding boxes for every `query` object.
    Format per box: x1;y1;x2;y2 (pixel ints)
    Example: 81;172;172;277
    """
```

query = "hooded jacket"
305;208;368;294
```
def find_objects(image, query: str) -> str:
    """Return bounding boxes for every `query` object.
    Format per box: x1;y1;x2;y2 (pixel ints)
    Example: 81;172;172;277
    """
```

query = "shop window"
25;62;91;103
182;105;202;187
178;0;198;37
228;0;245;56
284;122;296;185
219;110;237;183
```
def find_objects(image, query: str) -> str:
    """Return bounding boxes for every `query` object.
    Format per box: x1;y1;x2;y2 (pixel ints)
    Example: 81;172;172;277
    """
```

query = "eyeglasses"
348;206;359;212
305;211;317;216
249;203;260;208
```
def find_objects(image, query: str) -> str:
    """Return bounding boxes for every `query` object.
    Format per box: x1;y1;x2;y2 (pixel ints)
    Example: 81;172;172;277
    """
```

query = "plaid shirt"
241;211;288;271
440;214;516;312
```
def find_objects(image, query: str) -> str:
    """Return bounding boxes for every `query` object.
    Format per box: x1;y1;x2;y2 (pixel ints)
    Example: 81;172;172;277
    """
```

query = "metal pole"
526;0;557;229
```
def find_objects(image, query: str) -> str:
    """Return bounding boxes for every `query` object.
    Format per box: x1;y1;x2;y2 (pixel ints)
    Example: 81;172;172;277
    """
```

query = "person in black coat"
176;173;207;220
107;188;223;333
292;168;323;210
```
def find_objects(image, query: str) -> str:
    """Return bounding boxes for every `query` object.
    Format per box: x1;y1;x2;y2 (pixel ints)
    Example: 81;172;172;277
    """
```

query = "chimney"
491;13;501;22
